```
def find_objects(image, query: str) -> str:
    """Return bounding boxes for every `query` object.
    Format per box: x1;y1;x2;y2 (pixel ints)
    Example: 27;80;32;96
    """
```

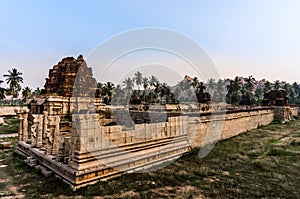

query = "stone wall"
0;106;23;116
14;105;296;190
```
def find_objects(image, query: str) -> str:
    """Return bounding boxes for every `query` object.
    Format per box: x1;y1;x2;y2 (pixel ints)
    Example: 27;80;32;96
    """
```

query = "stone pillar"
31;115;38;147
48;116;61;155
14;108;30;142
37;115;43;148
43;111;48;144
22;109;29;142
18;114;24;142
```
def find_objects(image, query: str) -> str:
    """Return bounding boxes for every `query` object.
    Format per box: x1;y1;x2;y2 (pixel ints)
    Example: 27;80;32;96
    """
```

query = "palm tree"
213;79;225;103
206;78;216;94
191;77;199;88
264;81;272;93
133;71;143;91
112;84;125;105
196;82;206;93
32;87;41;96
22;86;32;101
122;77;134;91
245;75;255;92
95;82;104;98
3;68;23;104
149;75;158;89
142;77;149;103
226;77;241;105
0;80;6;100
254;87;263;105
274;80;281;90
103;82;115;105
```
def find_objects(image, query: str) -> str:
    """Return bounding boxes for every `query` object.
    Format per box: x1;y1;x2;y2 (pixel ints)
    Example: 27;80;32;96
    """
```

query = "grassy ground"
0;118;19;134
0;120;299;198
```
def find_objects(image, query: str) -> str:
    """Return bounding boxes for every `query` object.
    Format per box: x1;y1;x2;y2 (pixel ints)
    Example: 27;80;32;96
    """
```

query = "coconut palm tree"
191;77;199;88
95;82;104;98
122;77;134;91
111;84;125;105
226;77;241;105
142;77;149;103
274;80;281;90
264;81;272;92
133;71;143;91
102;82;115;105
3;68;23;104
0;80;6;100
149;75;158;89
206;78;216;94
196;82;206;93
245;75;255;92
22;86;32;101
32;87;41;96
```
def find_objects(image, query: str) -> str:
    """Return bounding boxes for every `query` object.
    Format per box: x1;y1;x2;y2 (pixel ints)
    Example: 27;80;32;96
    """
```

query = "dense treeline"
1;68;300;106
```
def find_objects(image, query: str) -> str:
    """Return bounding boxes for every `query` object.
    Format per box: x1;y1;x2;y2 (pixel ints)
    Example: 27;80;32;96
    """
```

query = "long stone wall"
14;105;297;190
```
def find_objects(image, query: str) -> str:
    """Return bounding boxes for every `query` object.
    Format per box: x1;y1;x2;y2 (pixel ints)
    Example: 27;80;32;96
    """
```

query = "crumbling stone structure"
44;55;97;97
13;56;299;190
263;89;289;106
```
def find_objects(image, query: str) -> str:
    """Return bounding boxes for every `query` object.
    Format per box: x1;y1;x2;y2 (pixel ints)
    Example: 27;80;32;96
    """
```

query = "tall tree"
254;87;263;105
0;80;6;100
22;86;32;101
264;81;272;93
102;82;115;104
245;75;255;92
274;80;281;90
122;77;134;91
3;68;23;104
142;77;149;103
212;79;225;103
226;76;241;105
111;84;125;105
206;78;216;94
133;71;143;91
149;75;158;89
191;77;199;88
32;87;41;96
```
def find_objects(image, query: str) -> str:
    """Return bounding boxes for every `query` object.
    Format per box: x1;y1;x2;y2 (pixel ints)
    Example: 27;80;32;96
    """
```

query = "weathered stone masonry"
14;103;297;190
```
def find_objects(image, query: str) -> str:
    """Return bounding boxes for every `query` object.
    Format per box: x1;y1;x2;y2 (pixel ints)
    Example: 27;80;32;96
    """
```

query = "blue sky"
1;0;300;88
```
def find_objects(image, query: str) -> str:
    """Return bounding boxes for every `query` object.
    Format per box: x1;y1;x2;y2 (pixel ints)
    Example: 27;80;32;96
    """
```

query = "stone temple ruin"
14;56;298;190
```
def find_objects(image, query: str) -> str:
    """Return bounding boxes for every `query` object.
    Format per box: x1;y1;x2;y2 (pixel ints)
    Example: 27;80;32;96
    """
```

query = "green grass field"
0;118;19;135
0;119;299;198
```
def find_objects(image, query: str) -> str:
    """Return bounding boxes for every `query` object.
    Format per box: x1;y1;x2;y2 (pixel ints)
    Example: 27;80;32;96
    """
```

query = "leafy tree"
111;84;125;105
3;68;23;104
245;75;255;92
22;86;32;101
149;75;158;89
254;87;263;105
212;79;225;103
32;87;41;96
196;82;206;93
122;78;134;91
142;77;149;103
95;82;104;98
191;77;199;88
0;80;6;100
226;77;241;105
274;80;281;90
264;81;272;92
206;78;216;95
102;82;115;104
133;71;143;91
